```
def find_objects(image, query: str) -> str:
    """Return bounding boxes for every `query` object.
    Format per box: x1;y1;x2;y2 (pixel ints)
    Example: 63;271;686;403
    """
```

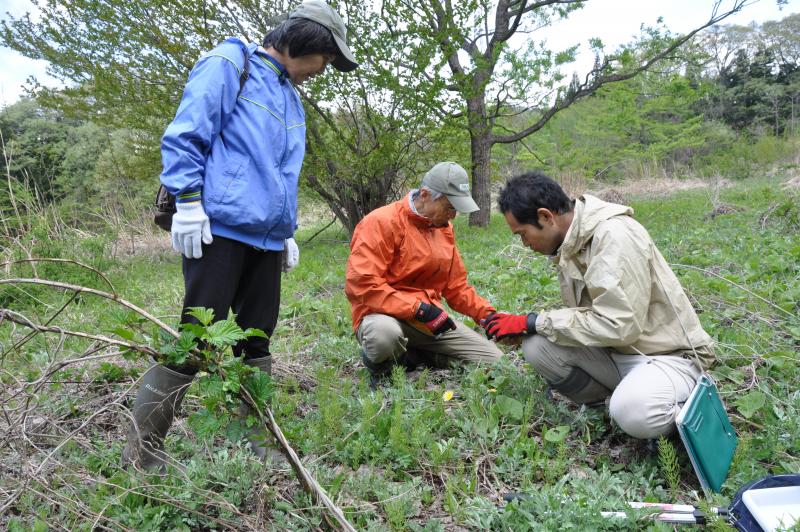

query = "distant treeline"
494;14;800;181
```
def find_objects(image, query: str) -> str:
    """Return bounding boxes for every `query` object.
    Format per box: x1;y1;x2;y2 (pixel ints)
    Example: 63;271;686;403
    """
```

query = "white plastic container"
742;486;800;532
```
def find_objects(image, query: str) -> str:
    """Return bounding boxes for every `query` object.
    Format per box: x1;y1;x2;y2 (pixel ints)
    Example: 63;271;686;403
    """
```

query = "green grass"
1;173;798;530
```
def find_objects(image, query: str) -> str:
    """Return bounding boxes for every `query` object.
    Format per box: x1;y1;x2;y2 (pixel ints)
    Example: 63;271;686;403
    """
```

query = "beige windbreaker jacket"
536;195;714;367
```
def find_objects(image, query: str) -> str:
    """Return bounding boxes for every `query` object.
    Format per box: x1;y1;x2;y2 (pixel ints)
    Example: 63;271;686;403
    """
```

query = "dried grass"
782;175;800;190
591;177;711;200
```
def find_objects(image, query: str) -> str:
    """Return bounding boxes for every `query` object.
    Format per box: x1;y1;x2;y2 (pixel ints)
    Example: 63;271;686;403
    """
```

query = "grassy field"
1;171;799;530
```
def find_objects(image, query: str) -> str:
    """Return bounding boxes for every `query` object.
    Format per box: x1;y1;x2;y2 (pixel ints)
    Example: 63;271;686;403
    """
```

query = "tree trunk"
467;96;492;227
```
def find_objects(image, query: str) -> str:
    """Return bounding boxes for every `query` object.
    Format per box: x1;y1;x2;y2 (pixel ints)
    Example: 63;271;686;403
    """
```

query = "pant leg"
230;247;282;360
608;355;701;439
176;237;247;373
357;314;503;367
181;236;246;325
356;314;408;364
521;334;622;391
402;319;503;365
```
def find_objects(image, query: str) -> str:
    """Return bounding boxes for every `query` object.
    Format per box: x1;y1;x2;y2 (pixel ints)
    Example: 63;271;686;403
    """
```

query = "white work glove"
282;237;299;272
171;201;212;259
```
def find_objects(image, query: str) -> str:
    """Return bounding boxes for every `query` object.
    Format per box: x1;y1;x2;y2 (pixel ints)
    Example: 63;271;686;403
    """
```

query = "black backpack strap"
239;48;250;94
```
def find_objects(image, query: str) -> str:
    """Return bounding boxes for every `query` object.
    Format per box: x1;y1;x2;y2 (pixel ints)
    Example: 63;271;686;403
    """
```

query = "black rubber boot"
239;356;283;462
404;348;423;371
121;364;194;472
549;366;611;406
419;350;454;369
361;349;400;390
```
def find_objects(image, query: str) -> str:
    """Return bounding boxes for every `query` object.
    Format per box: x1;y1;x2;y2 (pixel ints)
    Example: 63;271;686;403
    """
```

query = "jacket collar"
558;194;633;259
255;48;289;82
400;192;447;229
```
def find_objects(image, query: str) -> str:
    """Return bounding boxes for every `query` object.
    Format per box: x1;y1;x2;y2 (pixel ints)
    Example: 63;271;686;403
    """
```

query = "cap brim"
447;194;479;214
331;34;358;72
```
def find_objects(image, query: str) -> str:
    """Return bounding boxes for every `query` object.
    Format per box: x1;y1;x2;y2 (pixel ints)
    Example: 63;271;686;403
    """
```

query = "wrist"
526;312;538;334
176;200;203;210
415;301;431;319
177;191;201;203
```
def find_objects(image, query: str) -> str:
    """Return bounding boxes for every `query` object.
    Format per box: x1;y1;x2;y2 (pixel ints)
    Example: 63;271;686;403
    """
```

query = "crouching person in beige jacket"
482;171;714;439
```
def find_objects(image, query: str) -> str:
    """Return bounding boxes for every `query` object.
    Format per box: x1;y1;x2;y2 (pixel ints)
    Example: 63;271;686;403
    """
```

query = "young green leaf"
495;395;524;421
186;307;215;326
243;371;274;411
544;425;570;444
243;327;269;339
204;320;247;347
188;409;222;440
735;390;766;419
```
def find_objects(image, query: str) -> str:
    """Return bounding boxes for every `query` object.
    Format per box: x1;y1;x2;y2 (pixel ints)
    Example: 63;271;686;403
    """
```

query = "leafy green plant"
658;435;681;496
156;308;274;445
543;425;570;484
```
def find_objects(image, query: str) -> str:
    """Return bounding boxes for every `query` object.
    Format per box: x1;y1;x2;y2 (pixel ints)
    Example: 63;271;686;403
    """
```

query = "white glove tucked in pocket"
282;237;299;272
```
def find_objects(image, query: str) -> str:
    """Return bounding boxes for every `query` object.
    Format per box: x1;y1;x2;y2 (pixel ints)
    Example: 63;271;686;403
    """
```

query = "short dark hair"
497;170;573;228
263;18;339;58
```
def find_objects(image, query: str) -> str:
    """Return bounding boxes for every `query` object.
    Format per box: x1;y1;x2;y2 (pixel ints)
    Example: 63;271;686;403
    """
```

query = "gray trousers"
357;313;503;367
522;335;704;439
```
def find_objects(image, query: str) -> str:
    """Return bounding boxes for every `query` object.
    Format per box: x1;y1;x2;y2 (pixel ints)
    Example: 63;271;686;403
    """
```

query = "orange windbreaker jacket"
345;194;495;332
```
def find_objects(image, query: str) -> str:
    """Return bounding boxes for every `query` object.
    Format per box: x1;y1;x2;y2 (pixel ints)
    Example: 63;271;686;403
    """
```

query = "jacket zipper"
264;82;290;247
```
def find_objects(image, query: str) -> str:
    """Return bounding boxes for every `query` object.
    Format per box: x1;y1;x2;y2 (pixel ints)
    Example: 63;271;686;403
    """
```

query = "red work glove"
415;302;457;336
482;312;537;341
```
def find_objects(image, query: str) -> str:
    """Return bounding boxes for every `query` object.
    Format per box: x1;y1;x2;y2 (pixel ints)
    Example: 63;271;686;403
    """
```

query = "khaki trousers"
357;313;503;367
521;334;704;439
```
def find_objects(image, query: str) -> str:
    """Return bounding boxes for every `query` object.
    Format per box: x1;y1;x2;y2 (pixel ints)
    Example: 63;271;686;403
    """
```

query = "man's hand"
171;201;212;259
482;312;537;341
282;238;299;272
415;302;457;336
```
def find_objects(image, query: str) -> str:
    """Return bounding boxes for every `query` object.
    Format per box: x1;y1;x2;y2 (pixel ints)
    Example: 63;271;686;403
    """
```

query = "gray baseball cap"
421;162;479;214
289;0;358;72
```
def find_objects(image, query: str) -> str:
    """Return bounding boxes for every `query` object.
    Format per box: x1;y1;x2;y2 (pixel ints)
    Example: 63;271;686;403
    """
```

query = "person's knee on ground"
522;335;610;405
363;337;406;366
521;334;565;379
607;357;698;439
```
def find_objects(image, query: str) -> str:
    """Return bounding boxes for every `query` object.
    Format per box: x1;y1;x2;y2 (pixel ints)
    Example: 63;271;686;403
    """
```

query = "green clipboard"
675;374;737;493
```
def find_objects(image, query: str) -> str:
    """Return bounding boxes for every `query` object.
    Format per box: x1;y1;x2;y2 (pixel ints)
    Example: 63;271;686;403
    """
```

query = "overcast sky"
0;0;798;107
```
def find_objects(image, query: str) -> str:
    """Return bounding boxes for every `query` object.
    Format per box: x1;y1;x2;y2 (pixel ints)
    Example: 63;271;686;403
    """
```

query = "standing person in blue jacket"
122;0;358;472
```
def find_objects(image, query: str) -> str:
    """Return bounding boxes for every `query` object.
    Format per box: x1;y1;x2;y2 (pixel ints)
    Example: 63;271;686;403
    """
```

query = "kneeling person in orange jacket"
345;162;503;387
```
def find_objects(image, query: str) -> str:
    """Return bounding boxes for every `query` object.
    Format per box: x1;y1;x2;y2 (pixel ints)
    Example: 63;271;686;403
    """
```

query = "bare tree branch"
0;278;178;338
492;0;748;145
0;310;159;357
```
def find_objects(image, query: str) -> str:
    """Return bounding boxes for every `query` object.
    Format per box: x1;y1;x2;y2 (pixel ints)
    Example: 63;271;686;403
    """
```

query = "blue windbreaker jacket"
160;38;306;251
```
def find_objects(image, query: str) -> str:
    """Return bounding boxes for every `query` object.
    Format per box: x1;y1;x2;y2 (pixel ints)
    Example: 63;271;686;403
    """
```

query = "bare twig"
0;258;117;295
0;309;158;357
670;264;797;320
0;278;179;338
237;376;356;531
302;216;339;245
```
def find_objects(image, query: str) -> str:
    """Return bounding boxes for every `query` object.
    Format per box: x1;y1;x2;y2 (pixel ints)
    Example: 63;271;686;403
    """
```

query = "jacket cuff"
406;300;425;320
526;312;539;334
177;190;202;203
475;308;495;323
